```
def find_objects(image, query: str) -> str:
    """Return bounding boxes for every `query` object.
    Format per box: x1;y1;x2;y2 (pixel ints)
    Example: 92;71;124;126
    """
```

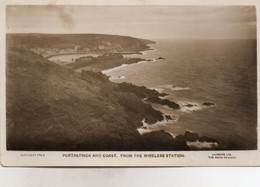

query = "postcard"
1;0;259;166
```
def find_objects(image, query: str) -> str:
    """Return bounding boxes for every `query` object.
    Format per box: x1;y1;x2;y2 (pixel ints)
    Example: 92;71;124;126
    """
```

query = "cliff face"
6;41;190;151
6;34;222;151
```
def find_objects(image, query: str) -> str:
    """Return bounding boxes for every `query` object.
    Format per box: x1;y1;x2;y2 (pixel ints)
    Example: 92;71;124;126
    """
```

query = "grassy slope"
7;34;224;151
6;44;190;151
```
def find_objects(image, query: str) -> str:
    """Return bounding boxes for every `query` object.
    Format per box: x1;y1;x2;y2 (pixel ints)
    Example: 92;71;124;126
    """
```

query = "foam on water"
178;101;215;112
102;39;257;150
170;86;191;91
102;59;157;75
109;75;126;80
158;95;169;99
187;140;219;149
101;64;129;74
137;115;178;135
164;85;191;91
179;101;203;112
149;87;164;93
149;85;191;95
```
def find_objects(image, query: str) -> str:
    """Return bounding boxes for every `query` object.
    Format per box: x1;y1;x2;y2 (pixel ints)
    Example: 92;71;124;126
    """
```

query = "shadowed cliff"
6;34;189;151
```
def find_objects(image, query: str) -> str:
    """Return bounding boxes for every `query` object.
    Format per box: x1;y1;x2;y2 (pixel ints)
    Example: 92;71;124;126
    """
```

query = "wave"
171;86;191;91
137;115;178;135
179;101;215;112
149;87;164;93
179;101;202;112
158;95;169;99
187;140;219;149
136;60;156;65
102;59;157;75
103;44;158;74
109;75;126;80
101;64;129;74
122;54;141;58
165;85;191;91
147;58;157;62
150;85;191;94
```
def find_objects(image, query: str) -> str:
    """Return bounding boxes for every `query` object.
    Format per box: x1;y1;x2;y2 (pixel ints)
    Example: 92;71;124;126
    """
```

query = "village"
30;41;123;58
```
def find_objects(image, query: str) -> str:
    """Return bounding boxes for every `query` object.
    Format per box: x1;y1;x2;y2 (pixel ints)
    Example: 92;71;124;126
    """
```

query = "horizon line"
6;32;257;40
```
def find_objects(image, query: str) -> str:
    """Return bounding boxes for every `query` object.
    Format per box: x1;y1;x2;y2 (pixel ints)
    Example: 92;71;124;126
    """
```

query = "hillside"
6;34;219;151
6;43;190;151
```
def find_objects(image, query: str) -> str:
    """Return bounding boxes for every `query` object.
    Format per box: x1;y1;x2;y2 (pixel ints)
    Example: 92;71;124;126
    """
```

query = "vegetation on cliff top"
6;37;188;151
7;33;154;53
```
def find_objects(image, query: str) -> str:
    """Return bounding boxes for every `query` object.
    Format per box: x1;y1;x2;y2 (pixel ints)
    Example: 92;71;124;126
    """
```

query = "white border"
1;0;259;167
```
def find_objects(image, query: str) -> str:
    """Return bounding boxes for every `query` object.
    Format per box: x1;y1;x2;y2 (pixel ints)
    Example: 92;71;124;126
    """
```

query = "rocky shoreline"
6;33;221;151
70;44;220;150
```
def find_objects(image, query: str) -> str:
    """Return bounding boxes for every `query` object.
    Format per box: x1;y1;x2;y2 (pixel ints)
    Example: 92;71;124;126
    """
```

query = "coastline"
6;33;222;151
45;51;145;59
50;42;205;149
94;42;222;150
100;43;159;76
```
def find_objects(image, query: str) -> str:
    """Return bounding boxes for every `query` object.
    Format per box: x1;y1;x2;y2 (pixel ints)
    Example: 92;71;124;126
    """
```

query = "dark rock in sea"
184;131;199;142
165;115;173;120
176;131;199;142
198;136;218;143
123;57;145;65
202;102;215;107
142;130;190;150
175;131;219;145
185;104;196;108
117;82;168;99
158;57;165;60
158;93;169;97
146;96;180;109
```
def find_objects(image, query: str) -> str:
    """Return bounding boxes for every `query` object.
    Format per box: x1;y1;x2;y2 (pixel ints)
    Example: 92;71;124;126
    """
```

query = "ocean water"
103;39;257;150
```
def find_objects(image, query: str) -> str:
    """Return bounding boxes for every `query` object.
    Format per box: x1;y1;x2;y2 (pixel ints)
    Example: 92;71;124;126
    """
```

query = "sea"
102;39;257;150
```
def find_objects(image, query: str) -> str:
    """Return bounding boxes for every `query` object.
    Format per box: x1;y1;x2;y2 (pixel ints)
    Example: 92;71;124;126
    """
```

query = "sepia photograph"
1;2;259;166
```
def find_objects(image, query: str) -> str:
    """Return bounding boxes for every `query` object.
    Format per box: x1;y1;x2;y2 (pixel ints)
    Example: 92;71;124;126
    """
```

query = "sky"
6;5;256;39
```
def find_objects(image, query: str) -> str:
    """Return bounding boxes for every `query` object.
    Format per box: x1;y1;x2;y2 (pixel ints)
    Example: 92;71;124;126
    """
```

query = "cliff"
6;38;189;151
6;33;223;151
